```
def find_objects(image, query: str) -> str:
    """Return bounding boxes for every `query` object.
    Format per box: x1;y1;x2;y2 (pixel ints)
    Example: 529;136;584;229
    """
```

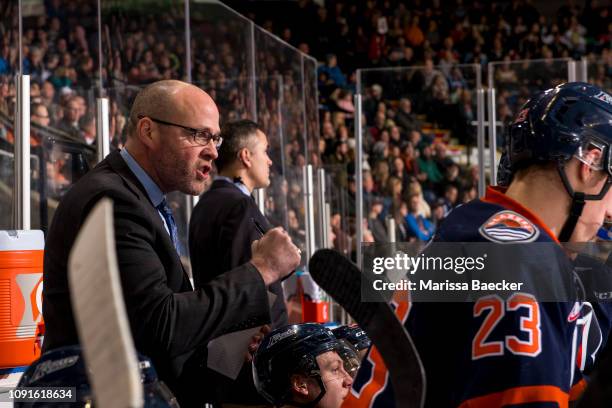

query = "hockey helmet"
332;324;371;352
15;345;178;407
252;323;359;407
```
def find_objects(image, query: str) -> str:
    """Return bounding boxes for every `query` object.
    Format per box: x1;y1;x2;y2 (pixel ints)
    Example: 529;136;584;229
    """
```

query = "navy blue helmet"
332;324;371;351
498;82;612;240
252;323;359;407
499;82;612;184
15;345;178;407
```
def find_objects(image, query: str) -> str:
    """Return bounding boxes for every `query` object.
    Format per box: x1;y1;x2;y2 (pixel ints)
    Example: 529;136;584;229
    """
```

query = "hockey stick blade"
309;249;426;408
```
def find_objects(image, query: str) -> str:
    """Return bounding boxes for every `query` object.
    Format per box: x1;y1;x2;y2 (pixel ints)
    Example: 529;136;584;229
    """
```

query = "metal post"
249;22;257;121
580;56;588;82
18;0;23;74
476;88;486;197
568;60;577;83
184;0;195;223
96;0;104;92
317;168;327;246
14;75;30;230
324;202;331;248
96;98;110;163
277;76;288;230
386;217;396;243
300;55;308;160
184;0;192;83
303;165;315;260
487;88;497;185
355;94;364;269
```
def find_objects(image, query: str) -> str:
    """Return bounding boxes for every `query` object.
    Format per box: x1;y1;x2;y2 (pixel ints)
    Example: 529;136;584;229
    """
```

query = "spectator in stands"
362;170;378;214
417;144;443;200
407;178;431;218
28;103;50;146
430;199;447;229
318;54;347;89
405;193;435;242
433;142;454;172
401;141;420;178
363;84;383;122
394;98;421;135
368;197;387;242
394;202;410;242
288;207;306;257
441;184;459;217
330;212;350;255
56;97;82;138
78;113;96;145
31;103;50;128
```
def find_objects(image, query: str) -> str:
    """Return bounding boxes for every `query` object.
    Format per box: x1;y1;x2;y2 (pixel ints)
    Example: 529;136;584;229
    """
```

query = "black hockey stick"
309;249;426;408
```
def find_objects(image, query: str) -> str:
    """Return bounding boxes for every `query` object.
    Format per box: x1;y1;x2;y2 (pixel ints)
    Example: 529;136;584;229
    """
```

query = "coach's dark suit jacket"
189;179;287;404
42;150;271;407
189;179;287;326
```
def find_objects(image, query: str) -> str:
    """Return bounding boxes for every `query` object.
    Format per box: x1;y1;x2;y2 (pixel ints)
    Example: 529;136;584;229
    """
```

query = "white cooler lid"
0;230;44;251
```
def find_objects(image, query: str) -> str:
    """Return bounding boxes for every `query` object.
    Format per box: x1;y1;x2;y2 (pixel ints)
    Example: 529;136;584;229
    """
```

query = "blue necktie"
157;198;181;255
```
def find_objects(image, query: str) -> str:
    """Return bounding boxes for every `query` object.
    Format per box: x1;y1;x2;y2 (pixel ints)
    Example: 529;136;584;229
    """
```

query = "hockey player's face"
313;351;353;408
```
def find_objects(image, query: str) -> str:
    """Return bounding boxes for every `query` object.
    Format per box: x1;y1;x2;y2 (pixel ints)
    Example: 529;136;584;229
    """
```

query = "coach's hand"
250;227;301;286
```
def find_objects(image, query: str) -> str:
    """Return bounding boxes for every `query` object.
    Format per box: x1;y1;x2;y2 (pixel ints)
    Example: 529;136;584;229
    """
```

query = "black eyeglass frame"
137;114;222;148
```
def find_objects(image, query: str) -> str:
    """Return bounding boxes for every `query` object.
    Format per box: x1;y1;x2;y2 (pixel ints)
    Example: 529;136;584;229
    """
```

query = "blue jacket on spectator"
318;65;347;88
405;213;435;241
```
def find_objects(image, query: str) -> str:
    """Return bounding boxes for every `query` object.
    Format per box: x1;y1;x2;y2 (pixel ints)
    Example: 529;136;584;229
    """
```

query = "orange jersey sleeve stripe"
569;379;587;401
458;385;569;408
342;346;388;408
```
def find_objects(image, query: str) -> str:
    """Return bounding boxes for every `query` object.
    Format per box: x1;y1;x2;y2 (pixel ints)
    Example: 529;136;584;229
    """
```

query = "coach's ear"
238;146;252;169
290;373;309;396
136;116;156;148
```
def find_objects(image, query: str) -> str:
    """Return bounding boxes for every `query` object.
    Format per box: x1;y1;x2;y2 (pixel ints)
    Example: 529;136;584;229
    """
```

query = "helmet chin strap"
558;190;585;242
557;162;612;242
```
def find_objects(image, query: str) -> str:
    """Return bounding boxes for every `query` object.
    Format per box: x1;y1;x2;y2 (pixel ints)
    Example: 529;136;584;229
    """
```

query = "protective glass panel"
303;56;323;249
100;0;187;87
322;164;352;258
587;57;611;93
255;26;308;265
0;0;18;228
355;64;480;245
36;137;96;232
489;58;570;138
253;74;286;228
189;0;255;118
285;164;306;261
254;28;306;157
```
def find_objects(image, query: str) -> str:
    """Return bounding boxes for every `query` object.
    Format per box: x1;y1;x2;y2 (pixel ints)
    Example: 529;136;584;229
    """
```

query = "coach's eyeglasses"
138;114;222;148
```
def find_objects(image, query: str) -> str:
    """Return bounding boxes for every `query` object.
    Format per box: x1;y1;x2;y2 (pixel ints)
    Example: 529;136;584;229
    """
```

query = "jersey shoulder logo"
479;210;540;243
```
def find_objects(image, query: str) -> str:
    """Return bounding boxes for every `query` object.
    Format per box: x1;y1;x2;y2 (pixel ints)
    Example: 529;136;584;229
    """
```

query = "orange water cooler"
0;230;45;369
299;271;330;323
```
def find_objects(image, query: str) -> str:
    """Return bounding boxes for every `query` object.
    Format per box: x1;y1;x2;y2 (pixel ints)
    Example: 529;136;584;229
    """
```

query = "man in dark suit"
190;120;287;326
189;119;288;404
43;80;301;408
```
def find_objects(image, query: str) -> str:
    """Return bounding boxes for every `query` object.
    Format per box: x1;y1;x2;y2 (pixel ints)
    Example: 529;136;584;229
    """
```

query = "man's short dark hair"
216;119;262;172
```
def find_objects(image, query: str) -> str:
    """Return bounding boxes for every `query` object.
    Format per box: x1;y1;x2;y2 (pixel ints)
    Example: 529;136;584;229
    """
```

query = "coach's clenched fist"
250;227;301;286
